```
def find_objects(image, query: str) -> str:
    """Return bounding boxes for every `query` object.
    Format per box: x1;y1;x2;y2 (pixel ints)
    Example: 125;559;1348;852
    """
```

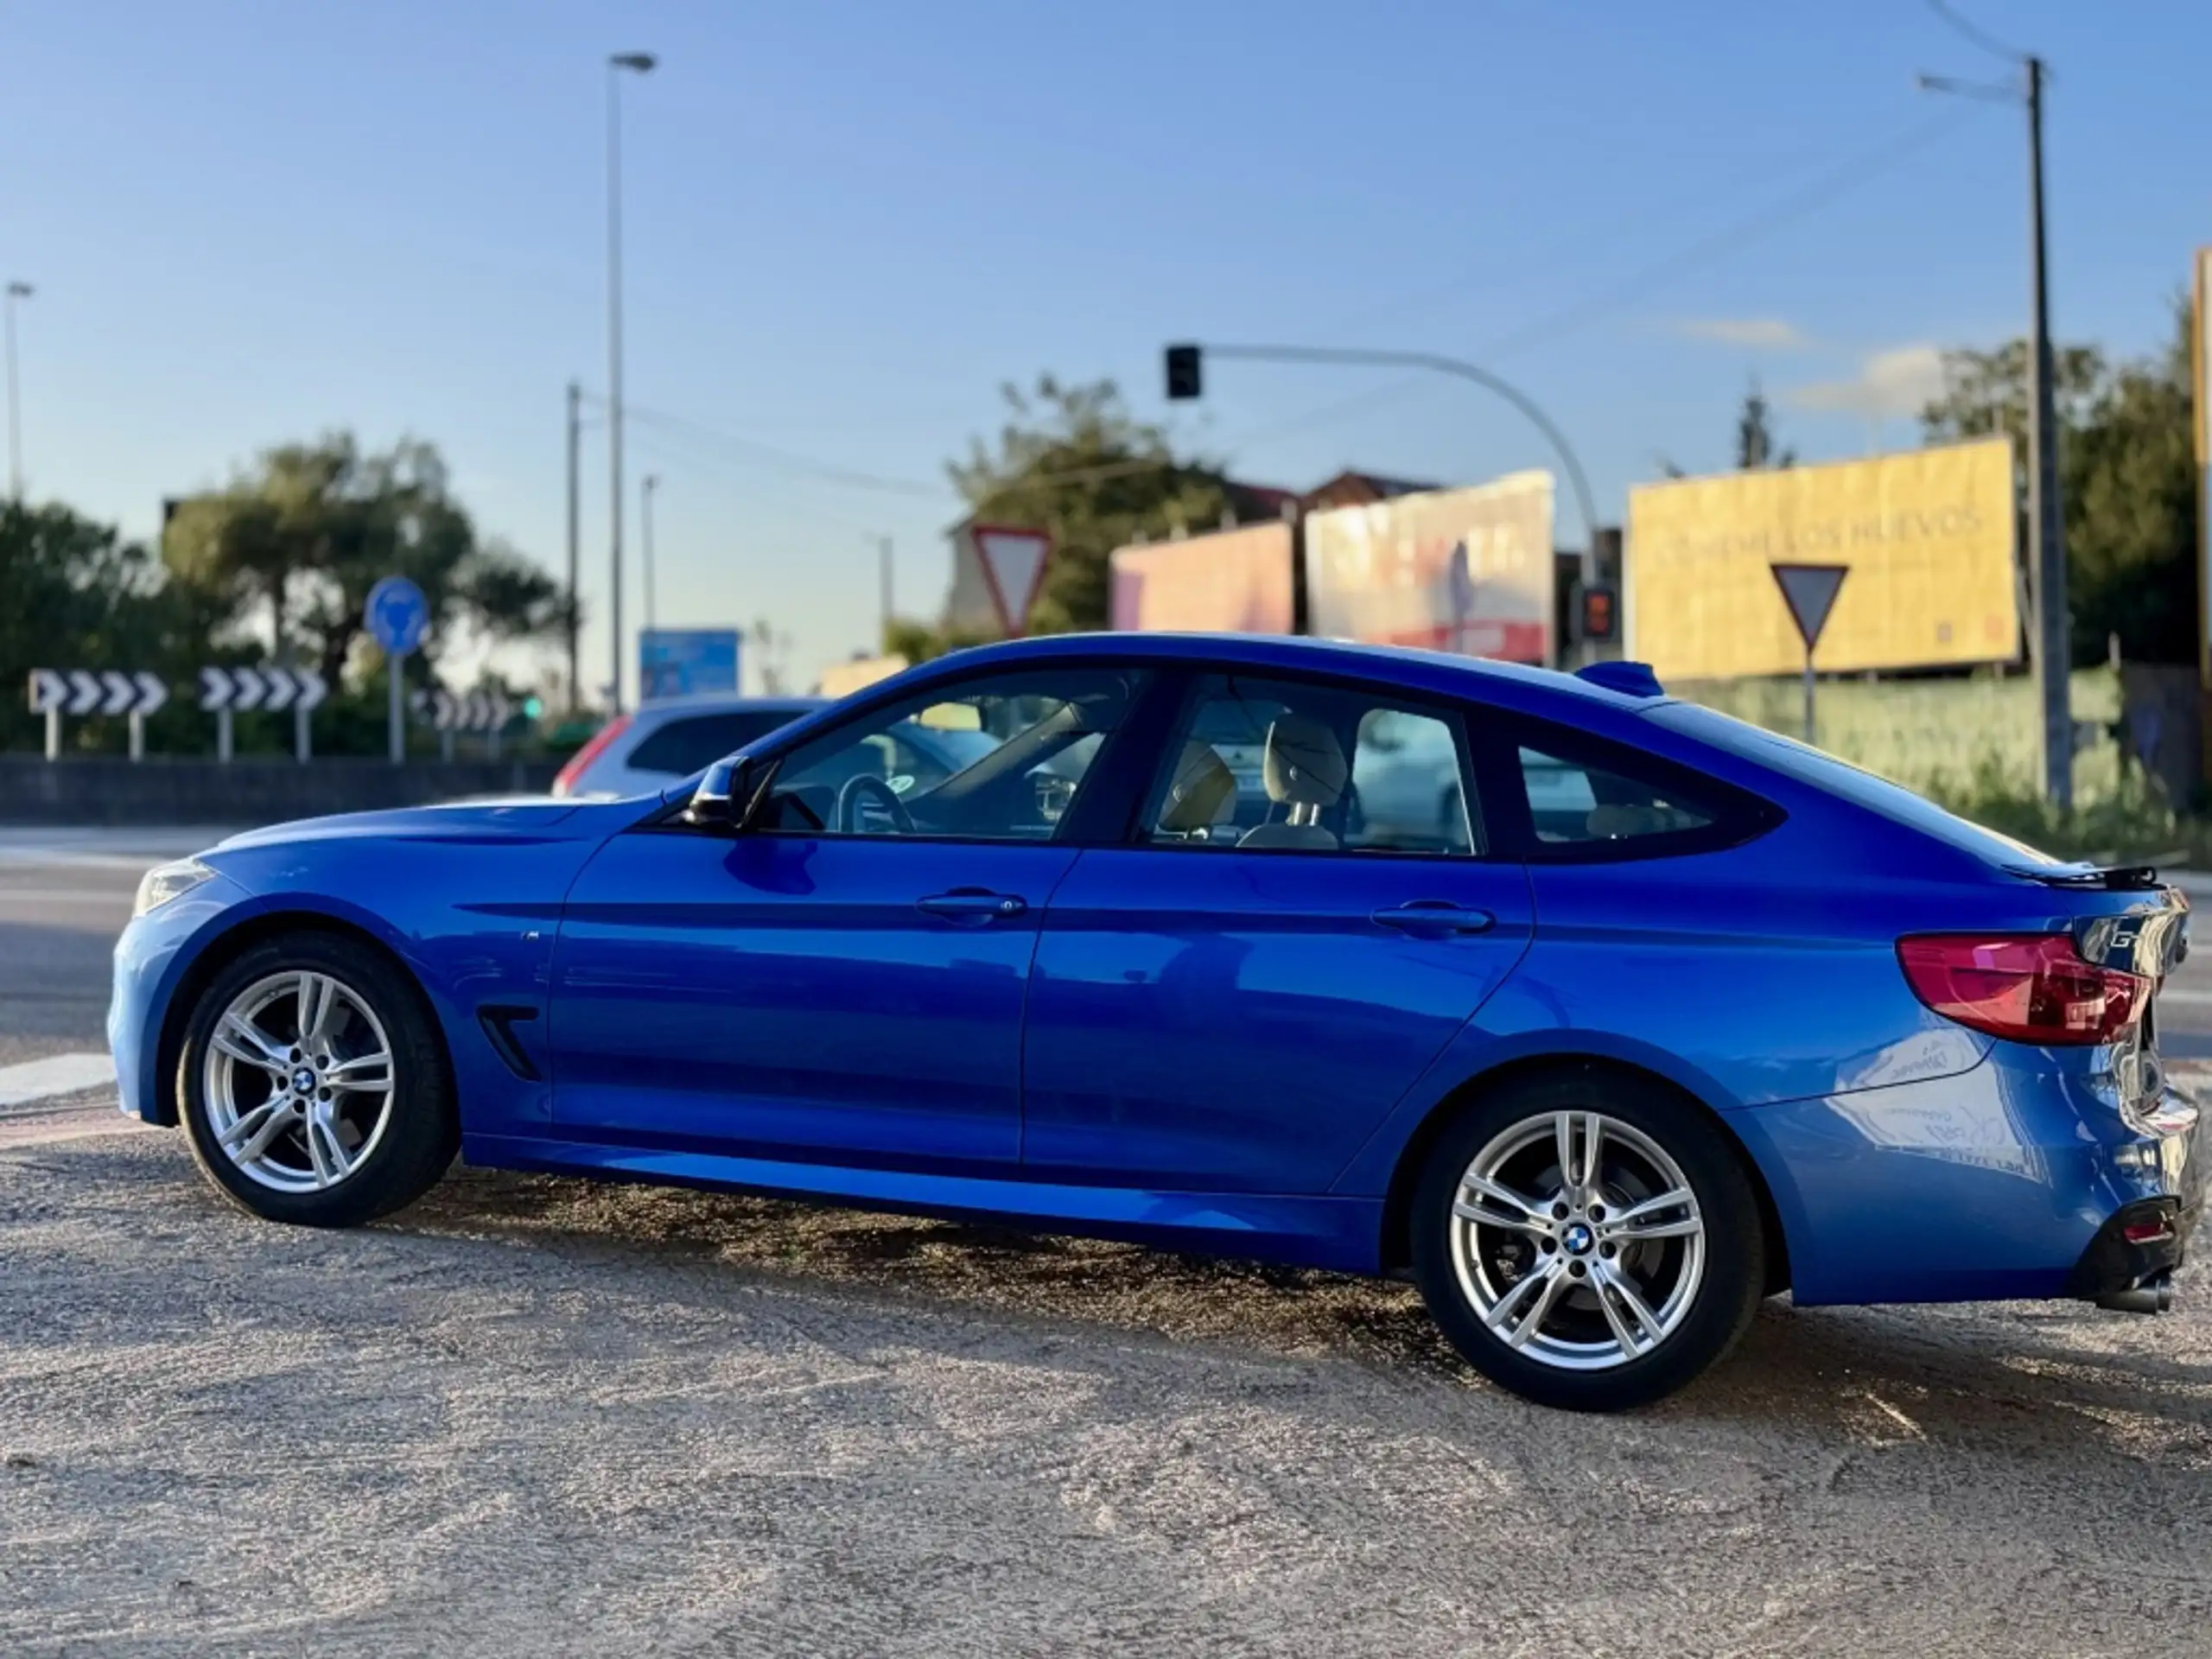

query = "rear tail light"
551;714;633;797
1897;932;2148;1046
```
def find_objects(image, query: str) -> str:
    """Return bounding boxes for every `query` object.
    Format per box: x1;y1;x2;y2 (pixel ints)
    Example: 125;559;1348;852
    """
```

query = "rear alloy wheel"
179;931;457;1227
1410;1071;1764;1410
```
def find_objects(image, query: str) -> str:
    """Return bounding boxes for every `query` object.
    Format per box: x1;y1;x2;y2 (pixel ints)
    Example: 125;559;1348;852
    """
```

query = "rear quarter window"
1495;715;1777;861
1646;702;2060;869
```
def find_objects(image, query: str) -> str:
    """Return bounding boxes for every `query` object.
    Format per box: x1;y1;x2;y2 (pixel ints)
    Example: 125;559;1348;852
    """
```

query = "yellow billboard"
1627;438;2018;680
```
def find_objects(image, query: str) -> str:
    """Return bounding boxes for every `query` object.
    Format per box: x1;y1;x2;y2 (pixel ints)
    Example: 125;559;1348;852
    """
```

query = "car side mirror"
684;756;761;832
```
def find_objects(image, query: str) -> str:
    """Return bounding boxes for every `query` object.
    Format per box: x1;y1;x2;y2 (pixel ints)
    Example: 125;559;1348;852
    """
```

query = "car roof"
912;633;1662;715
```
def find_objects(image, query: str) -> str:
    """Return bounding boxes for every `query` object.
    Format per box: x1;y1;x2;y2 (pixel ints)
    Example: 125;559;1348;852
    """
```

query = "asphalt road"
5;827;2212;1655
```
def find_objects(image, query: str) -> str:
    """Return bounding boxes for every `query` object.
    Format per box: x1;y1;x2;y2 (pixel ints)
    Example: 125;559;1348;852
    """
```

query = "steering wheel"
835;773;917;836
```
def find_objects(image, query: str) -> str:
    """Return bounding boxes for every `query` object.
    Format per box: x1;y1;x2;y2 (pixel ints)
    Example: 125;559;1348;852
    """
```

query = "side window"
1519;746;1718;848
627;709;804;777
1143;675;1479;855
755;668;1143;841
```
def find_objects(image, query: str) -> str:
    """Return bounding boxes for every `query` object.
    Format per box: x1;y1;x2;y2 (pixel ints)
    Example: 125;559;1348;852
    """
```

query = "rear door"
1020;670;1534;1194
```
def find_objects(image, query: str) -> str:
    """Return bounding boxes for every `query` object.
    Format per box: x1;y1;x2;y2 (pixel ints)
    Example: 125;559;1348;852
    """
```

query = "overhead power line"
623;401;941;499
1481;101;1983;361
1924;0;2031;66
1215;99;1986;458
609;391;1211;503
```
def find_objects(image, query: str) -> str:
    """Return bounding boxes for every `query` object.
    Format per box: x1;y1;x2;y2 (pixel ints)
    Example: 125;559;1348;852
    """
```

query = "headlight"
134;857;217;918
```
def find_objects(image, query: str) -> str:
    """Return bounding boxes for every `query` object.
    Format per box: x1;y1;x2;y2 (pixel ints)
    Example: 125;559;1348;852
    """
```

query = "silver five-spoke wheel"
204;969;396;1193
1448;1109;1706;1372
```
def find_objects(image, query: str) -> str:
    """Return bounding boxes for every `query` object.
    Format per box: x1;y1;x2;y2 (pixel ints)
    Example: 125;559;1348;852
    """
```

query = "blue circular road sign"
365;576;429;656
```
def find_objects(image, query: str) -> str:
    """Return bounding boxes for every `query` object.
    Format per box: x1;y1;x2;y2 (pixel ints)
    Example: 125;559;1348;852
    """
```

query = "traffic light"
1579;582;1619;645
522;695;545;721
1165;344;1203;401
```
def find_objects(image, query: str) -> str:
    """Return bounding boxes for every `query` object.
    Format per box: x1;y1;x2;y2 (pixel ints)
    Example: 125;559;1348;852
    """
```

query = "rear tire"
178;931;457;1227
1409;1068;1764;1411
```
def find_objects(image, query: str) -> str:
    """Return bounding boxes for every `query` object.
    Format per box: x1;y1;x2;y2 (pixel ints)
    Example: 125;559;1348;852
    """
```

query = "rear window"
1649;702;2061;868
627;709;805;777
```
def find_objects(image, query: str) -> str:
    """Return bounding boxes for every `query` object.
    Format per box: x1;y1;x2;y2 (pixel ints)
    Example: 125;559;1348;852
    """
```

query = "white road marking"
2158;989;2212;1007
0;888;141;905
0;1052;118;1109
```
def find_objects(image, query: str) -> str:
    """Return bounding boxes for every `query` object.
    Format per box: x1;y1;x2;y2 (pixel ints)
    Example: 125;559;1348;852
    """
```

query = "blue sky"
6;0;2206;697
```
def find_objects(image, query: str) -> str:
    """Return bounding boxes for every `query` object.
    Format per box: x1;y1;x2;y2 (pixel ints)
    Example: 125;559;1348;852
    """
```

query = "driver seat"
1237;715;1346;850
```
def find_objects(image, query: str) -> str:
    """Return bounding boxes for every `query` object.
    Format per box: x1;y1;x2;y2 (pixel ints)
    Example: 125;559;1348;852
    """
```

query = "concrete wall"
0;757;563;826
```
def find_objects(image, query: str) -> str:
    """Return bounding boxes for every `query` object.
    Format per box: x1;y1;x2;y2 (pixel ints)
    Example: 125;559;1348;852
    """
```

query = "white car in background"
552;696;826;798
551;693;1020;803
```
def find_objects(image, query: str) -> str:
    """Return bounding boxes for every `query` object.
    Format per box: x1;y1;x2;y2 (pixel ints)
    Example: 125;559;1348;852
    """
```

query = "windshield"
1649;702;2064;869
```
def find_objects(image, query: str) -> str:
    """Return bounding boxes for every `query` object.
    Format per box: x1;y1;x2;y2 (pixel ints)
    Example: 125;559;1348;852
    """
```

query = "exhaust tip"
2097;1274;2174;1315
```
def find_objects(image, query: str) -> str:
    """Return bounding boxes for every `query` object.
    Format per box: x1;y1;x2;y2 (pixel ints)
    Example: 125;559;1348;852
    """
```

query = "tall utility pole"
879;534;894;650
605;50;656;715
3;281;32;502
641;473;659;632
1918;41;2069;804
2024;54;2069;808
564;379;582;713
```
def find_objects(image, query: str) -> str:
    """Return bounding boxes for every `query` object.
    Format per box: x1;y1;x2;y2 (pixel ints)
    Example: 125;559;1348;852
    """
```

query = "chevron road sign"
197;665;328;714
410;687;513;733
27;667;171;760
197;664;331;761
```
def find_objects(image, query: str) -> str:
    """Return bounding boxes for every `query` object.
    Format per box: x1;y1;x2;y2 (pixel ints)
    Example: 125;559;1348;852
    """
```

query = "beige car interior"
1158;741;1236;834
1237;715;1350;850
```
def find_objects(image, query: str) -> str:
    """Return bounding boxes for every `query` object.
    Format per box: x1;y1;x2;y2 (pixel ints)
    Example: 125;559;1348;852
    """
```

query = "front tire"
1409;1069;1764;1411
178;931;458;1227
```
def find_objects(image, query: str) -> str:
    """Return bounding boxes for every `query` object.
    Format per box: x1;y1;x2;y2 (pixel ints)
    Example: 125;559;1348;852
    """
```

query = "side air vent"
477;1004;543;1081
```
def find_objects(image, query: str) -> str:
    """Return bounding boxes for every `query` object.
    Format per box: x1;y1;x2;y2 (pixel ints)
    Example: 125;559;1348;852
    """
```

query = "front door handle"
917;888;1028;923
1371;899;1496;935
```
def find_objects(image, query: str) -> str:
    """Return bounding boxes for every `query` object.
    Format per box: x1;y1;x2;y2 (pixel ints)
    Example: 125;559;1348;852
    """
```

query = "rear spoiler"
2003;862;2166;893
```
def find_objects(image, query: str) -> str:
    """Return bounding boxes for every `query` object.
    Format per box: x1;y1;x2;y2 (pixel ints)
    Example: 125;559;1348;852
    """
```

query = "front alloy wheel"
179;931;457;1227
204;969;397;1192
1411;1071;1764;1411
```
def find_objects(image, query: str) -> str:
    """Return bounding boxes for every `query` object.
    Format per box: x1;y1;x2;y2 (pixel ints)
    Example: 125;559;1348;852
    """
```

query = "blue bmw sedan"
110;633;2200;1409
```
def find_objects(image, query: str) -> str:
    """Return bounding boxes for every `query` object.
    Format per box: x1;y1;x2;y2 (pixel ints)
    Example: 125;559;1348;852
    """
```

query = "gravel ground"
5;1128;2212;1658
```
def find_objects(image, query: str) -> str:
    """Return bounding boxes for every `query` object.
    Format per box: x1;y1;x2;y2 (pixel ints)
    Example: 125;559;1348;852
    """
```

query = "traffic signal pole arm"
1168;342;1601;561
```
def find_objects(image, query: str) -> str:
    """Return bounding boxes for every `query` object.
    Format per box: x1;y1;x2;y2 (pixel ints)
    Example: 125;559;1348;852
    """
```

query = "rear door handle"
1370;900;1496;935
917;889;1029;922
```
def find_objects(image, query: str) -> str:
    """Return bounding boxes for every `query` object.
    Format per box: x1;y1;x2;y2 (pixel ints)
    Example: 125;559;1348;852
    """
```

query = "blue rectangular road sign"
639;629;742;702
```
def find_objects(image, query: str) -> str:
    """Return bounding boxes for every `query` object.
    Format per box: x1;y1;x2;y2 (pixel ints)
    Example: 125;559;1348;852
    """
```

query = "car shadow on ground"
397;1161;2212;1451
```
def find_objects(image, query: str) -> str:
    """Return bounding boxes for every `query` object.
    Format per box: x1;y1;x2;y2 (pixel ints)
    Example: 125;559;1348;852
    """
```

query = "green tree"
947;377;1235;635
164;433;570;690
1921;308;2196;665
0;500;233;753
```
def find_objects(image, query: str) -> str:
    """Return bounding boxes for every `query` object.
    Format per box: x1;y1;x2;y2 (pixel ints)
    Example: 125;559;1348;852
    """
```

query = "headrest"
1160;741;1235;831
1263;715;1347;810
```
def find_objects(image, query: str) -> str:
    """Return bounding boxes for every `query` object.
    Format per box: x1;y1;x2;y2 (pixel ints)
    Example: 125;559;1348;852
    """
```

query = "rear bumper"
1728;1046;2203;1306
2066;1194;2195;1305
2066;1087;2202;1305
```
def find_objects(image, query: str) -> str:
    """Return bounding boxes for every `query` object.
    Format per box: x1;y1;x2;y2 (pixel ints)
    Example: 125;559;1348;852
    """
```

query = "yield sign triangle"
1769;563;1849;652
971;524;1053;636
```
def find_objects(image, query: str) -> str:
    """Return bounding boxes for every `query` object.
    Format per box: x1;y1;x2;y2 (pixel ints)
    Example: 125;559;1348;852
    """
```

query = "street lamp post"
563;380;584;712
1166;343;1600;561
3;281;32;503
606;50;656;715
641;472;659;632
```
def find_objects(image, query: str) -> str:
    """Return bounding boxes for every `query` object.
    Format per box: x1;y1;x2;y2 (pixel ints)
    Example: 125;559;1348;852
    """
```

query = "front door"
549;663;1148;1173
1022;671;1534;1193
